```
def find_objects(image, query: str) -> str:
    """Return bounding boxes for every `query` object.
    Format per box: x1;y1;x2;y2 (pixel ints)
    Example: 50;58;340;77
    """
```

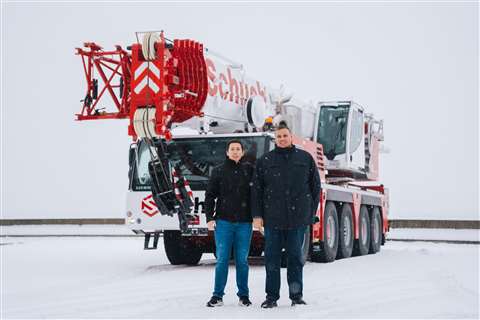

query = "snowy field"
2;225;479;242
1;230;479;319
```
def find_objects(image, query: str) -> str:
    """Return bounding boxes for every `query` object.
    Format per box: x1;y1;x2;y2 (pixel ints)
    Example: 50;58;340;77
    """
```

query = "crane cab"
315;101;384;181
126;133;272;231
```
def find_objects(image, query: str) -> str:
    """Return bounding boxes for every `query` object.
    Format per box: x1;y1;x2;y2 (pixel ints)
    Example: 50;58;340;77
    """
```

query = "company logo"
205;58;267;105
141;195;159;217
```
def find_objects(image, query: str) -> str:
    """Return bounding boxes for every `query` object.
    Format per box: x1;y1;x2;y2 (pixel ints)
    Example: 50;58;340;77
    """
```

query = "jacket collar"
225;158;242;167
274;145;296;154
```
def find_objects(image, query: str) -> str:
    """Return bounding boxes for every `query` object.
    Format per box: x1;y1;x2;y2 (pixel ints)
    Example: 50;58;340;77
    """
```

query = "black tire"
182;242;203;265
249;246;263;257
369;206;382;254
311;201;338;263
164;231;185;265
336;203;354;259
164;231;202;265
281;227;311;268
353;205;370;256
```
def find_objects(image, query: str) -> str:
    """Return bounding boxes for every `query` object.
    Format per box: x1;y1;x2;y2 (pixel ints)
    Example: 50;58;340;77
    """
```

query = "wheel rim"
327;215;336;248
373;215;380;244
343;215;351;246
361;216;367;246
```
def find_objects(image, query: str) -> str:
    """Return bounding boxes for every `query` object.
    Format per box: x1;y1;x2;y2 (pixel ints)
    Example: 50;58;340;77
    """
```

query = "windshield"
317;105;349;160
131;135;268;191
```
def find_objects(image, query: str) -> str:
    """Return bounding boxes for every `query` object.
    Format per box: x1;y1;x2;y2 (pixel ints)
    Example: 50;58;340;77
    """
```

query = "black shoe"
291;298;307;306
261;299;278;308
206;296;223;307
239;296;252;307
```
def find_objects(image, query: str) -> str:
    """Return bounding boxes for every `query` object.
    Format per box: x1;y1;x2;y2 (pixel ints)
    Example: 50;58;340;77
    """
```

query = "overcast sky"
1;2;478;220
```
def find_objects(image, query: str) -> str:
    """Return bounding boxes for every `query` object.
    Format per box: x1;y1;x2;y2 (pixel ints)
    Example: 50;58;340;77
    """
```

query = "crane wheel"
311;201;339;263
369;206;382;254
353;205;370;256
336;203;354;259
164;230;202;265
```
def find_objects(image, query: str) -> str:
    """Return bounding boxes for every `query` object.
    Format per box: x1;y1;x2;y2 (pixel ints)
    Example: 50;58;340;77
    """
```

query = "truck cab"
126;132;273;264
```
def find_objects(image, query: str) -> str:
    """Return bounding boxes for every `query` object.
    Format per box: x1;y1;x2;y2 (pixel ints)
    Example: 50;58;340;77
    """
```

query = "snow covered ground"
2;225;479;242
1;229;479;319
1;225;134;236
388;228;479;243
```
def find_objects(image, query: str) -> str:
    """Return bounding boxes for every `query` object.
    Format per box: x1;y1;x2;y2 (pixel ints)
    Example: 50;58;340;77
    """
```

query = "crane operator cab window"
317;105;349;160
349;108;364;155
129;136;268;192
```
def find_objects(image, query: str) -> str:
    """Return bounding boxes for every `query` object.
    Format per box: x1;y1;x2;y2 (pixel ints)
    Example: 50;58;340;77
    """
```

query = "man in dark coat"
252;123;321;308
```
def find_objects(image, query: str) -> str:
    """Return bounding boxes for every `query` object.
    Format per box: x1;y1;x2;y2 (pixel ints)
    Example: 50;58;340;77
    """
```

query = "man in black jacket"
252;123;321;308
204;140;254;308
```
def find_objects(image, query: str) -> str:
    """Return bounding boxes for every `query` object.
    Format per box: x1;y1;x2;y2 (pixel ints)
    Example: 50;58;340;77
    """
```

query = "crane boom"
75;32;319;140
75;31;386;232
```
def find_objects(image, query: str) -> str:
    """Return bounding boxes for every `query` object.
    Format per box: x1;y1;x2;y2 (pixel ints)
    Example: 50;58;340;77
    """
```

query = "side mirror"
129;143;137;166
128;143;137;189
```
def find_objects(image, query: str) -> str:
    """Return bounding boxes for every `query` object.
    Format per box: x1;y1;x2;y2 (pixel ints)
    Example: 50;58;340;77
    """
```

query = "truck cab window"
317;105;349;160
350;108;363;153
131;141;153;191
130;136;267;191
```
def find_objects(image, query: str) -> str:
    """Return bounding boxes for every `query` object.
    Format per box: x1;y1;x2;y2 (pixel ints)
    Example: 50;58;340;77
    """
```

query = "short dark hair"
275;120;291;132
227;139;244;151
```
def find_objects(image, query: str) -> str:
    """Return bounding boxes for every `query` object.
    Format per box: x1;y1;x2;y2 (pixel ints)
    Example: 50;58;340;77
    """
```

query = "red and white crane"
75;31;389;265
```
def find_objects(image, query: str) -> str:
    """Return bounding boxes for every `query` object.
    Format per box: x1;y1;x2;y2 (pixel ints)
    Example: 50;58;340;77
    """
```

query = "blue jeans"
264;226;307;301
213;219;252;298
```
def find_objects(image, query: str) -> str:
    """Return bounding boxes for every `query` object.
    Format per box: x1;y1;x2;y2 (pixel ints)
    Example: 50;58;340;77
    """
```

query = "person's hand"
253;217;263;231
207;220;216;231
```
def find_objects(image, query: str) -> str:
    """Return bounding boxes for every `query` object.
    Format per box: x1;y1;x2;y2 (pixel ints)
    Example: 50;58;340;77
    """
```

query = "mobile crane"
76;31;389;265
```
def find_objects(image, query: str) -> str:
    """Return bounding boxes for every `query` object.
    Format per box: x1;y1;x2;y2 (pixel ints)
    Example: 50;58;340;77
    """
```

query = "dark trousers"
263;226;307;301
